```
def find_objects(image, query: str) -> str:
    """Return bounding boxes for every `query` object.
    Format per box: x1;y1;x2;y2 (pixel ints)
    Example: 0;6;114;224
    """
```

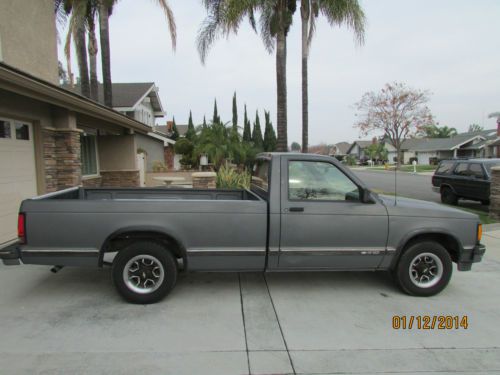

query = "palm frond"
152;0;177;51
319;0;366;45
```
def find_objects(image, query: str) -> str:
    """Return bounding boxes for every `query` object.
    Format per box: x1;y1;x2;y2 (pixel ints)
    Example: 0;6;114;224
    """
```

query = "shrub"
216;164;251;189
345;155;356;166
174;138;194;155
152;160;166;172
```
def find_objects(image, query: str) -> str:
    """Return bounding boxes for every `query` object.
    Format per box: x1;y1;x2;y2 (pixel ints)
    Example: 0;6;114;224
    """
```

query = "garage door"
0;118;37;246
417;152;434;165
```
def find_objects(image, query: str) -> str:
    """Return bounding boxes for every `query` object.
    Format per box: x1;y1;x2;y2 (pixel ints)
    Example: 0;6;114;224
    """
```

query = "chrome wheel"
123;255;165;294
409;252;443;288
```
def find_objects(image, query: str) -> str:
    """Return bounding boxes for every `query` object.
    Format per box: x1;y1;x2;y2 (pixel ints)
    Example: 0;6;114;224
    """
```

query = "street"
352;169;488;211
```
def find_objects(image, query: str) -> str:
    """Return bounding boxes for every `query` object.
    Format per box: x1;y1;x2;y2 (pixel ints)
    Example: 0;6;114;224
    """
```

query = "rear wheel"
112;241;177;304
441;187;458;205
394;241;452;297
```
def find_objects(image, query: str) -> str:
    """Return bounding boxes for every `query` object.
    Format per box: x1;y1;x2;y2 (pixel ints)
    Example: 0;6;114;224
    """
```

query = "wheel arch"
390;229;463;269
440;183;456;194
99;226;187;269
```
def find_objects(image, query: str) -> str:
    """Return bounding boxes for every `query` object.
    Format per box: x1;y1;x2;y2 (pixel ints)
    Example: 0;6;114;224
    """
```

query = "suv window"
454;163;469;176
435;161;454;175
469;163;485;179
288;161;359;201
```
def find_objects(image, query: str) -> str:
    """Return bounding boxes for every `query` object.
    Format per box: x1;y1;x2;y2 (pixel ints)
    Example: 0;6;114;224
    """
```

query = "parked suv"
432;159;500;205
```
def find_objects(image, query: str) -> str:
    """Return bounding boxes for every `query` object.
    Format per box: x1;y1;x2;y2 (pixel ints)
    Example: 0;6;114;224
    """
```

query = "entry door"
278;158;389;270
0;119;37;245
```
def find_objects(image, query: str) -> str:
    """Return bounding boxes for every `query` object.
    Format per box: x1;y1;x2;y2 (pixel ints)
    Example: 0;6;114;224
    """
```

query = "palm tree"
197;0;296;152
58;0;92;98
300;0;365;152
98;0;177;107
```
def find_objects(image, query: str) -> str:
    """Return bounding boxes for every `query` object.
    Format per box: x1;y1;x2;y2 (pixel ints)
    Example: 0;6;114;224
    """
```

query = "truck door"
278;156;389;270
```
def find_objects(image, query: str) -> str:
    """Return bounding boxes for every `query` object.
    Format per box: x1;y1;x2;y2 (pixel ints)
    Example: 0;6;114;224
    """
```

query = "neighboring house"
63;82;172;173
346;140;373;160
383;139;423;164
63;82;165;127
332;142;351;158
0;0;159;245
411;132;495;165
155;121;188;138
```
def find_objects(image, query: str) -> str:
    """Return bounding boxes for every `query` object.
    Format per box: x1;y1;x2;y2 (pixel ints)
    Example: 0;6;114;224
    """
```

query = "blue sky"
59;0;500;145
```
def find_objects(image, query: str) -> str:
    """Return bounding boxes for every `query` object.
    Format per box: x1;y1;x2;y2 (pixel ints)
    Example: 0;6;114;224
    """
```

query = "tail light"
477;224;482;243
18;213;26;244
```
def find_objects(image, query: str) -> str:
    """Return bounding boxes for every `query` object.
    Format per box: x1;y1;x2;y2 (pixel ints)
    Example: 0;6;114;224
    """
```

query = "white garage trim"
0;117;37;246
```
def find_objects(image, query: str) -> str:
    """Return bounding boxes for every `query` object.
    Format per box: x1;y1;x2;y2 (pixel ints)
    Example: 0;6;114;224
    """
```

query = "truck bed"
43;187;262;201
19;187;268;270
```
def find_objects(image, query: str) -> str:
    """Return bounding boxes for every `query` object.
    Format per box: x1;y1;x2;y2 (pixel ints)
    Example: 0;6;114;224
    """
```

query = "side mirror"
360;188;375;204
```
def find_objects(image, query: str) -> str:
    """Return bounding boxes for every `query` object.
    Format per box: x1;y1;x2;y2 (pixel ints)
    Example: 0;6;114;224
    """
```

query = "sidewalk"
481;223;500;262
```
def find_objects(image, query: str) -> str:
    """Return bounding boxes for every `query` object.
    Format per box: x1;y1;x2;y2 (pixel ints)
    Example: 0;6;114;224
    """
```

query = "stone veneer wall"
490;167;500;221
192;172;216;189
101;170;140;187
82;177;102;188
164;146;174;171
43;129;81;192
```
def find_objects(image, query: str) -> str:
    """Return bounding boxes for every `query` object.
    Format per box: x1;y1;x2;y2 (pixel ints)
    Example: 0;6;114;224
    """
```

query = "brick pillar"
42;128;81;191
192;172;216;189
490;167;500;221
164;145;174;170
55;130;81;189
43;129;58;192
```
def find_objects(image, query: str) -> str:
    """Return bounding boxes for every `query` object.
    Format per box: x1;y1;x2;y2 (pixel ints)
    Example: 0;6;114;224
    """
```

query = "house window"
0;120;11;138
81;133;98;176
15;122;30;140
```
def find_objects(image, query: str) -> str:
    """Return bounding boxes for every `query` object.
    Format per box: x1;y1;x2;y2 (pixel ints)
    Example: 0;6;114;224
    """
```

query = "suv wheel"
394;241;452;297
112;241;177;304
441;187;458;205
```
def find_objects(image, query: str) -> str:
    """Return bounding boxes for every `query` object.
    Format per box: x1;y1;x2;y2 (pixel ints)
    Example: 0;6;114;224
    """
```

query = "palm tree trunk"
99;1;112;107
276;29;288;152
74;24;90;98
301;0;309;153
88;20;99;102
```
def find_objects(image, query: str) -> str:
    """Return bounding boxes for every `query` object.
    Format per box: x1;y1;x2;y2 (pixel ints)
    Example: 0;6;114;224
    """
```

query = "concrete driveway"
1;232;500;374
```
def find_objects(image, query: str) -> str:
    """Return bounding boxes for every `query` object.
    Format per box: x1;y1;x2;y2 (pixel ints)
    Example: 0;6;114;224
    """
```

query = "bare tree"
354;82;434;167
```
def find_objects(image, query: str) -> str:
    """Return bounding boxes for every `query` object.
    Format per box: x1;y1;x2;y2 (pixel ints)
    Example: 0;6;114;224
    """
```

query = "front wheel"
112;241;177;304
441;187;458;205
394;241;452;297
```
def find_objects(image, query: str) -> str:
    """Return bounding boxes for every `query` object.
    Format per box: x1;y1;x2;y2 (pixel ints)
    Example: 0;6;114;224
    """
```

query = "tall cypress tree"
171;117;179;140
232;92;238;132
252;110;264;150
212;99;220;124
242;104;252;142
263;110;277;151
186;110;196;141
202;115;207;129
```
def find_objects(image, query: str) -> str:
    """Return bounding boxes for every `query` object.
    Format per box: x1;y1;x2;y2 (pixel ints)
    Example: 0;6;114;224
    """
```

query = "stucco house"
0;0;164;245
346;140;373;160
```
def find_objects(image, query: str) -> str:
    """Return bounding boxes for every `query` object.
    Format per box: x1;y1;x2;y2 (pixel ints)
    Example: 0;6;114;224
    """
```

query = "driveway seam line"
238;273;251;375
263;274;297;375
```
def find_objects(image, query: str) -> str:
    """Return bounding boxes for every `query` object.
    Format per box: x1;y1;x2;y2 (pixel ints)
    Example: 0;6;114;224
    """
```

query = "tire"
441;187;458;205
112;241;177;304
394;241;452;297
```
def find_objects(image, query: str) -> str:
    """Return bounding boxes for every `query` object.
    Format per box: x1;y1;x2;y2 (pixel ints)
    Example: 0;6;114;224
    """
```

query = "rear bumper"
457;243;486;271
0;242;21;265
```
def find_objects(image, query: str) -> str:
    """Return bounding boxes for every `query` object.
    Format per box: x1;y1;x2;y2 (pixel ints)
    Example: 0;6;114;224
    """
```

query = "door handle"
289;207;304;212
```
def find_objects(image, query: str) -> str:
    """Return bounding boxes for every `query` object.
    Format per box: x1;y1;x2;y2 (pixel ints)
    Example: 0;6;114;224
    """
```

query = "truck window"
435;161;454;175
252;159;269;192
288;161;359;201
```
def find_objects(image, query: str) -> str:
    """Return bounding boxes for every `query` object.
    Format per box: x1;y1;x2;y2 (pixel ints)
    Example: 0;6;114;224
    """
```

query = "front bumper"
457;243;486;271
0;242;21;265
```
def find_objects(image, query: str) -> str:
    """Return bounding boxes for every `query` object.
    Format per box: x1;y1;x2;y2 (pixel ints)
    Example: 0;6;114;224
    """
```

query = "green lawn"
398;165;438;173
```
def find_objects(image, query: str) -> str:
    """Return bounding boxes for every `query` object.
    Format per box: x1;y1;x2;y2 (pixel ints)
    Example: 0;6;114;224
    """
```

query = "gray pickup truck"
0;153;485;303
